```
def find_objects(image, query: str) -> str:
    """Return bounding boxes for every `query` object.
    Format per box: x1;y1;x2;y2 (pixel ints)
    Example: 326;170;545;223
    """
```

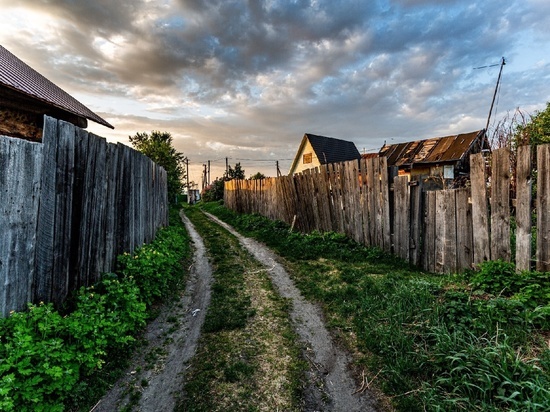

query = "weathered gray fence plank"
491;147;511;261
516;145;532;271
423;190;436;273
0;136;42;316
35;116;59;303
393;175;410;261
410;181;423;266
537;144;550;271
435;190;457;273
470;153;490;264
51;121;76;306
379;157;392;252
455;188;473;271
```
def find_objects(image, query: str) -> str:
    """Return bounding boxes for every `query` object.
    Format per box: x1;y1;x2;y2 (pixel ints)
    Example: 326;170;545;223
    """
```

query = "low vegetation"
202;201;550;412
0;208;190;412
178;206;304;411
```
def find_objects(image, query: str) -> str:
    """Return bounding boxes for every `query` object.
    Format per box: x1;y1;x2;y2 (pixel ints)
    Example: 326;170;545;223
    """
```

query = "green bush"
117;208;188;307
0;211;189;411
0;277;146;411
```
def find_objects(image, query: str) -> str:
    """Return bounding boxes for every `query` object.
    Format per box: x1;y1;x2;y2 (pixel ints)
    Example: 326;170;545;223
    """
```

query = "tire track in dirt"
94;212;212;412
204;212;379;412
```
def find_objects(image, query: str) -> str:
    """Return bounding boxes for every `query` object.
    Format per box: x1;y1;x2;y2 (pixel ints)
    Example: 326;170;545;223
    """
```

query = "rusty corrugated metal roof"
0;45;113;129
379;130;486;167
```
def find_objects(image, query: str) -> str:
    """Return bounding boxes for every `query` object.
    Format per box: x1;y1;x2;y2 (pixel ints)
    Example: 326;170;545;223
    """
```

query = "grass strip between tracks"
177;206;304;412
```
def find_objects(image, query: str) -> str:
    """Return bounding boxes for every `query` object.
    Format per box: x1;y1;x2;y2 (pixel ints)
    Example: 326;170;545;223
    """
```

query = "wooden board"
537;144;550;271
470;153;490;264
491;147;511;261
455;188;473;271
393;175;410;261
423;190;436;272
0;136;42;315
409;180;423;266
34;116;59;303
435;190;457;273
515;145;532;271
379;157;392;252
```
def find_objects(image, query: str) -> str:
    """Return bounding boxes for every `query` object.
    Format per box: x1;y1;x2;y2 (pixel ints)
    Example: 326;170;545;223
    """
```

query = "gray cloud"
1;0;549;181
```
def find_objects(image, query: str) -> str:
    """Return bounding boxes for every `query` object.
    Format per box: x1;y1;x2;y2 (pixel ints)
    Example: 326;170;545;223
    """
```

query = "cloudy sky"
1;0;549;184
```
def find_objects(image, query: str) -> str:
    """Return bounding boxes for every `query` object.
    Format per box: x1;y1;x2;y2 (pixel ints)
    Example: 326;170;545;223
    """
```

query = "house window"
443;165;454;179
303;153;312;164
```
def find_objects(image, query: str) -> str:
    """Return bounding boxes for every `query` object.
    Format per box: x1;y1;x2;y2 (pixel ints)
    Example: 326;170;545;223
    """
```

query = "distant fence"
224;145;550;274
0;116;168;316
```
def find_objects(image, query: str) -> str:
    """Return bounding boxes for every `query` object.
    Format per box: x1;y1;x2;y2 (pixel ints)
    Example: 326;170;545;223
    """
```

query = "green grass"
200;201;550;412
177;206;304;412
0;206;191;412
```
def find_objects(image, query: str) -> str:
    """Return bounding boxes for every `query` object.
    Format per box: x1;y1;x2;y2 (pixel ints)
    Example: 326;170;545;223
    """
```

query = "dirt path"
204;212;379;412
94;210;378;411
94;212;212;412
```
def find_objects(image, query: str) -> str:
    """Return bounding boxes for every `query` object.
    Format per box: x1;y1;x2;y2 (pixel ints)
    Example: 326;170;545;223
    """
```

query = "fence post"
536;144;550;271
491;147;511;261
516;145;532;271
470;153;490;264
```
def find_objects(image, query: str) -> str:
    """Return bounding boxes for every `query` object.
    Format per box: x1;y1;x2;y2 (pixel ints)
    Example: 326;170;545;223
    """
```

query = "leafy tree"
249;172;266;180
226;162;245;180
201;178;225;202
202;163;246;203
515;102;550;146
129;131;185;201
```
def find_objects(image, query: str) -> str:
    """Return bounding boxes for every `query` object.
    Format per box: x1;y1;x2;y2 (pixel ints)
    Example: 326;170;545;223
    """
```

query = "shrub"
0;211;189;411
0;277;146;412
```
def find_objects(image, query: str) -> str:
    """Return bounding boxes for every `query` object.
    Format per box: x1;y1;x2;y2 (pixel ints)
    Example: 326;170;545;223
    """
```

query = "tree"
516;102;550;146
226;162;245;180
201;178;225;202
249;172;266;180
129;131;185;201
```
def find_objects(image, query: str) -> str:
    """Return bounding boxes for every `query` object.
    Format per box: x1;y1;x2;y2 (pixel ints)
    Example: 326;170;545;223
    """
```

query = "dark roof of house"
0;45;113;129
306;133;361;164
379;130;487;167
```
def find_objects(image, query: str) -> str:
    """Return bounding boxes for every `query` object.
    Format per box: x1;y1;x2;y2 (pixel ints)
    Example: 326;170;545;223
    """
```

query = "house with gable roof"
289;133;361;175
0;45;113;141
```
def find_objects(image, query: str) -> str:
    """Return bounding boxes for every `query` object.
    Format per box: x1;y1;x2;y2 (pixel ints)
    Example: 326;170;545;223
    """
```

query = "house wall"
293;139;321;174
0;107;43;141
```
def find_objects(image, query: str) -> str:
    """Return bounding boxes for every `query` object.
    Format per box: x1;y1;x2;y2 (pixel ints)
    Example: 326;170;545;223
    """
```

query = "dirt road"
204;212;378;412
94;213;212;412
94;210;379;411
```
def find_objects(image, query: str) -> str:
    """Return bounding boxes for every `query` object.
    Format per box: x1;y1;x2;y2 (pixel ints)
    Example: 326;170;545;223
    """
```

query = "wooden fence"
0;116;168;316
225;145;550;274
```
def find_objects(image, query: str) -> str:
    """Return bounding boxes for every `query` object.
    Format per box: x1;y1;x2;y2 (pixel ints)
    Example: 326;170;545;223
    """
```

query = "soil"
93;212;212;412
93;210;379;411
205;212;379;412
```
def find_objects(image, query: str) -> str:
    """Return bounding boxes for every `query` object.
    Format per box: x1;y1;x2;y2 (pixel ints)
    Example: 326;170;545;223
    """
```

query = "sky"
1;0;549;186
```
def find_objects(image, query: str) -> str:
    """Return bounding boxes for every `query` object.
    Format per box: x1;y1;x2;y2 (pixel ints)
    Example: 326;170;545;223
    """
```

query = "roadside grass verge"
177;206;304;412
0;207;190;412
201;201;550;412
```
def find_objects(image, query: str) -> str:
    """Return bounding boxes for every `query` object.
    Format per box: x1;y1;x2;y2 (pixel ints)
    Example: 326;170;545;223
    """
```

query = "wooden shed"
0;45;113;141
289;133;361;175
379;130;489;187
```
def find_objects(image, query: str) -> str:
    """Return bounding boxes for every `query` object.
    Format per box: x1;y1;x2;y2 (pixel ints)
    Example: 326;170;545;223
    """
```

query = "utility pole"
276;160;281;178
486;57;506;132
207;160;211;185
185;157;190;204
